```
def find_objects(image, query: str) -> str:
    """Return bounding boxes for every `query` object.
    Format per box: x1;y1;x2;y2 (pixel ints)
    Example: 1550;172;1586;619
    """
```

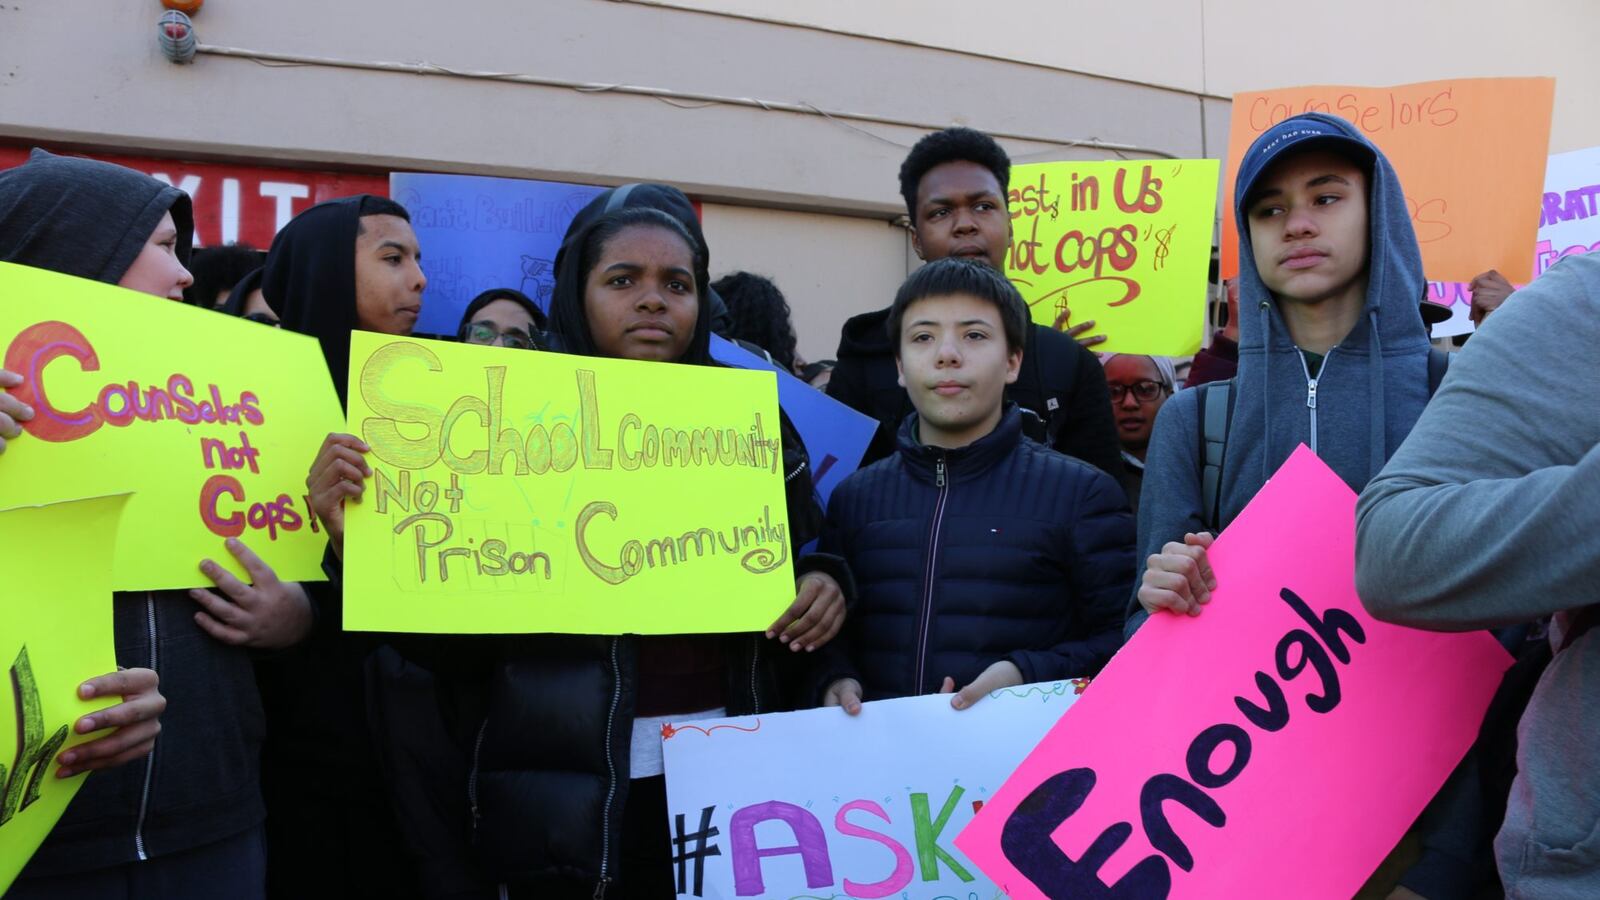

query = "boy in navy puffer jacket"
811;258;1134;713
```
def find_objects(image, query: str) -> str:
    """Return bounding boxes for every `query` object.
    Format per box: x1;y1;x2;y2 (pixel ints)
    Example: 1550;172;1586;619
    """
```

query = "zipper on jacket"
597;638;622;897
785;458;807;483
1297;349;1334;456
133;592;158;861
468;718;490;829
749;637;761;715
912;454;950;692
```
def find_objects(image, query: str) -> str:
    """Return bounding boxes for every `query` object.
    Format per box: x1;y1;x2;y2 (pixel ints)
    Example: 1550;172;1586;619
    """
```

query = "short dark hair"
355;195;411;232
184;243;265;307
898;127;1011;221
888;257;1028;356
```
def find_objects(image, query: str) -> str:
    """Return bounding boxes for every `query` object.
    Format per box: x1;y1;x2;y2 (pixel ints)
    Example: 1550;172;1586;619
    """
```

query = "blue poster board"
390;172;605;336
711;336;876;506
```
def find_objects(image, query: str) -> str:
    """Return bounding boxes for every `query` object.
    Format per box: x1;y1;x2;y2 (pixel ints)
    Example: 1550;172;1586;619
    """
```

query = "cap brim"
1239;134;1376;210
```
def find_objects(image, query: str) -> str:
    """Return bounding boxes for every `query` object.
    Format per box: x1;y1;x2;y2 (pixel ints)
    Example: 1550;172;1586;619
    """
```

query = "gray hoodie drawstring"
1367;308;1386;482
1259;299;1273;488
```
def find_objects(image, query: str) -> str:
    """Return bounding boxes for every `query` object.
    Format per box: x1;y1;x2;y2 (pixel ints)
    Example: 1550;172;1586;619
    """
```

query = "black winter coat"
810;406;1133;702
371;412;849;898
826;307;1126;485
22;591;266;878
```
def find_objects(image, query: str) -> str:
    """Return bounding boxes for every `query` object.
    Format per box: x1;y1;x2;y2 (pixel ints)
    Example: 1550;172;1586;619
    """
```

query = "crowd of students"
0;110;1593;899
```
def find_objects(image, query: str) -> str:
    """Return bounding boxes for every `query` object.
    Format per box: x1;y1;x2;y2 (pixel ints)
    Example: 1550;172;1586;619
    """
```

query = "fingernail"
78;683;95;699
20;404;33;418
56;767;74;779
805;645;816;653
764;630;774;639
61;750;77;764
226;538;241;550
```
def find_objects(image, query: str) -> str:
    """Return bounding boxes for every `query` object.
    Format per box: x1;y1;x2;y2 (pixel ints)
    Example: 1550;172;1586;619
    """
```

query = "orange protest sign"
1222;78;1554;284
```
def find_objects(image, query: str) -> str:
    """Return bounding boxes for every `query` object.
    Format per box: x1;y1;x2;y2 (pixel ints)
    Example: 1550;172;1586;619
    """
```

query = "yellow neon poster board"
342;332;796;634
0;494;128;893
0;262;343;589
1005;159;1219;356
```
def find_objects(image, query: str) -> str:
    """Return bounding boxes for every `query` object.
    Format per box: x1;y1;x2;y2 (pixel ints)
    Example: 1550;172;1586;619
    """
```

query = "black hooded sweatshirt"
374;187;852;898
255;195;418;899
828;306;1128;490
0;150;268;878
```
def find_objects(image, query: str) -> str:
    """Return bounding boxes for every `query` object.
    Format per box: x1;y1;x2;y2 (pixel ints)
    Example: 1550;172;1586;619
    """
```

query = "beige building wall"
0;0;1587;362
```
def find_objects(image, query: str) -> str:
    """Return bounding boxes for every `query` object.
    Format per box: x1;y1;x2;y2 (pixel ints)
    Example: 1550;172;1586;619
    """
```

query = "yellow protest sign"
0;494;127;893
342;332;796;634
0;262;344;590
1005;159;1219;356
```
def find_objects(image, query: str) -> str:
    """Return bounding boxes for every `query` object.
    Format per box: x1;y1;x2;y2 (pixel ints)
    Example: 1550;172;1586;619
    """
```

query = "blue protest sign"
390;173;605;336
710;336;876;506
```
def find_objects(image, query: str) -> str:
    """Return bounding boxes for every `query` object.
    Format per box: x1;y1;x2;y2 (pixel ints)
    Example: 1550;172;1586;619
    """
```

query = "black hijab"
547;205;713;366
0;148;194;283
552;183;732;335
261;196;366;405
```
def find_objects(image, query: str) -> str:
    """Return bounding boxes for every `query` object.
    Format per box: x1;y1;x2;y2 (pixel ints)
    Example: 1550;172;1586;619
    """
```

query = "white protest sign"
660;679;1088;899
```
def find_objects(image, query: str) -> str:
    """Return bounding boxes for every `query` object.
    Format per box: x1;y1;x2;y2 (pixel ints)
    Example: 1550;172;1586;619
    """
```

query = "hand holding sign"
1138;532;1217;617
0;367;32;452
305;432;373;557
57;667;164;779
766;570;846;652
1051;304;1106;349
944;659;1025;711
189;538;314;650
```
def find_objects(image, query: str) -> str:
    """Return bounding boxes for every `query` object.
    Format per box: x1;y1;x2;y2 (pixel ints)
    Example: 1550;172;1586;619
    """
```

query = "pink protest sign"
955;445;1512;899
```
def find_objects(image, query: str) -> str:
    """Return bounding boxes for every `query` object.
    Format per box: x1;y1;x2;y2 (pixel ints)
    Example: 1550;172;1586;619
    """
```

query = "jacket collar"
895;403;1024;485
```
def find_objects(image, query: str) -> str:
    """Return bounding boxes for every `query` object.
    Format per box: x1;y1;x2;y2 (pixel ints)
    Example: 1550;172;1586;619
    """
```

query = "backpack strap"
1197;377;1237;533
1426;347;1451;398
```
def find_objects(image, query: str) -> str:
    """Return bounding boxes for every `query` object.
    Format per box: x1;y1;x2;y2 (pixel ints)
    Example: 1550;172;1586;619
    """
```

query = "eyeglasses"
1108;381;1166;404
465;321;536;350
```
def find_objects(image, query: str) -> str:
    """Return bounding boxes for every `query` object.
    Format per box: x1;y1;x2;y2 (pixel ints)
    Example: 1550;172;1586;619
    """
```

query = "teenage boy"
814;257;1133;713
1131;113;1493;898
1132;112;1442;626
828;127;1124;483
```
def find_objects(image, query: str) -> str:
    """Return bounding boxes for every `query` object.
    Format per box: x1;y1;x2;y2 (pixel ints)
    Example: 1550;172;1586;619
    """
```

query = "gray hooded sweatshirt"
1357;252;1600;898
1130;113;1433;631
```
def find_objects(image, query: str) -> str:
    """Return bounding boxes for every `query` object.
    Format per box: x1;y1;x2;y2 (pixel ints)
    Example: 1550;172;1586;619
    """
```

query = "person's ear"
895;355;906;389
910;225;925;261
1004;346;1023;385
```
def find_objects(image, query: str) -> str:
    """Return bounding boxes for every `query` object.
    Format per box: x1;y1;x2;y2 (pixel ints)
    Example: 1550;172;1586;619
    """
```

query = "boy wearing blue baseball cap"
1133;112;1437;625
1129;114;1490;897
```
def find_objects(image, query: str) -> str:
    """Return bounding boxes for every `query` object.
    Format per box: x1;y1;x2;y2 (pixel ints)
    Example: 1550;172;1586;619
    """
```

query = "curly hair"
897;127;1011;221
711;271;800;372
